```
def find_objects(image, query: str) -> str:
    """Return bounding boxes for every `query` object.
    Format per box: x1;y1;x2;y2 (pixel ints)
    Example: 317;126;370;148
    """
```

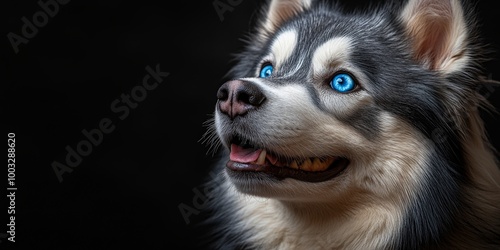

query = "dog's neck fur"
225;196;397;249
222;186;402;249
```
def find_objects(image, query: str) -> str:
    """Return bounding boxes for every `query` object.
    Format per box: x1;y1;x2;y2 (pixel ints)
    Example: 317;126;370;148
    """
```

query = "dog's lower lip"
226;158;349;183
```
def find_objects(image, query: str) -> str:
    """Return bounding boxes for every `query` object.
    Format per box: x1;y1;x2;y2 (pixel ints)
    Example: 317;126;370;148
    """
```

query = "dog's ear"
258;0;312;40
399;0;470;73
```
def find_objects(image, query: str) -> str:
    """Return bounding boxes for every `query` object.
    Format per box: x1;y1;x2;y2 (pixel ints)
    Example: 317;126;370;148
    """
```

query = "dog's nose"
217;79;266;118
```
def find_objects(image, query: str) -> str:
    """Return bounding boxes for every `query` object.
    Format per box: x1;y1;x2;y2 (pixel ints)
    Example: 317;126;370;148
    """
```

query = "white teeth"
256;150;266;165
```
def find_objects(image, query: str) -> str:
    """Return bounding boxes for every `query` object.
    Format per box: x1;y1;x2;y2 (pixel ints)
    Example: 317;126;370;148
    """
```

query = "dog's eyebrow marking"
270;29;298;67
311;37;353;75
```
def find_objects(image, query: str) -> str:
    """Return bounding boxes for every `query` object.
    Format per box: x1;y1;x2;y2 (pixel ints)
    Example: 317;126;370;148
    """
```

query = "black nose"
217;79;266;119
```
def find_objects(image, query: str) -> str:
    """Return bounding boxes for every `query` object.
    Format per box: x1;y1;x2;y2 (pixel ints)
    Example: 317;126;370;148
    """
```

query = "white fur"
311;37;353;76
271;30;298;68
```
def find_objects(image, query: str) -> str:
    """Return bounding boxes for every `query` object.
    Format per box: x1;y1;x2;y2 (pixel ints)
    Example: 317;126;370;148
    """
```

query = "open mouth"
226;136;349;182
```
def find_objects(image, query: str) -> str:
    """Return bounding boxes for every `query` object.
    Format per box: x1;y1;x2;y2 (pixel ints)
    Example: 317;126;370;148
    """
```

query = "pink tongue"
230;144;262;163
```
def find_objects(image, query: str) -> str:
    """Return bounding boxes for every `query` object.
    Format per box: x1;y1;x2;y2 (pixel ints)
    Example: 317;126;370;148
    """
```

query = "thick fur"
201;0;500;249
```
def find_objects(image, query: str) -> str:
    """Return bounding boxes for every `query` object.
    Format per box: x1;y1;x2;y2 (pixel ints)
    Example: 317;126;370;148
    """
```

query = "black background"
3;0;500;249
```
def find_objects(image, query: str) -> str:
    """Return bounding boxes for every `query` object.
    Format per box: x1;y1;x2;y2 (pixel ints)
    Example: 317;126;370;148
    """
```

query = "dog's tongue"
230;144;262;163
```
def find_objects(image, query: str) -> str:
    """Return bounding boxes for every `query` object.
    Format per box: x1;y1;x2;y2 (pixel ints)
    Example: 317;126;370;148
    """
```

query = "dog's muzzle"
214;79;349;183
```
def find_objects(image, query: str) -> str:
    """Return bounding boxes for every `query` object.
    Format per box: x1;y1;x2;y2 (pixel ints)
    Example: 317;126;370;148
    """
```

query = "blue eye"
330;73;356;93
259;64;273;78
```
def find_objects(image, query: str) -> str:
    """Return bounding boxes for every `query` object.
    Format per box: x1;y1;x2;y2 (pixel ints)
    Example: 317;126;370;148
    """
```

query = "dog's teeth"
266;153;278;165
322;158;336;171
312;158;328;171
296;159;305;166
279;157;337;171
256;150;266;165
299;158;313;171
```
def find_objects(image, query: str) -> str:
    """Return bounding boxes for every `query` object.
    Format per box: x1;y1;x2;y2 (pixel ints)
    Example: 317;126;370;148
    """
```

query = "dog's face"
211;0;475;204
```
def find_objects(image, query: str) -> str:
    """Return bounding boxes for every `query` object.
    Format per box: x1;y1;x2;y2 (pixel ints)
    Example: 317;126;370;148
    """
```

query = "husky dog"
201;0;500;249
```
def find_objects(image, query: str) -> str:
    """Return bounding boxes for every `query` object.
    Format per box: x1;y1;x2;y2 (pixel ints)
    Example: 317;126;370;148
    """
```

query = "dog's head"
208;0;490;204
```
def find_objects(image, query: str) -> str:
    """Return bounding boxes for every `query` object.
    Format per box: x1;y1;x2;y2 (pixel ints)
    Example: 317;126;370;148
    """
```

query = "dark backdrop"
3;0;500;249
